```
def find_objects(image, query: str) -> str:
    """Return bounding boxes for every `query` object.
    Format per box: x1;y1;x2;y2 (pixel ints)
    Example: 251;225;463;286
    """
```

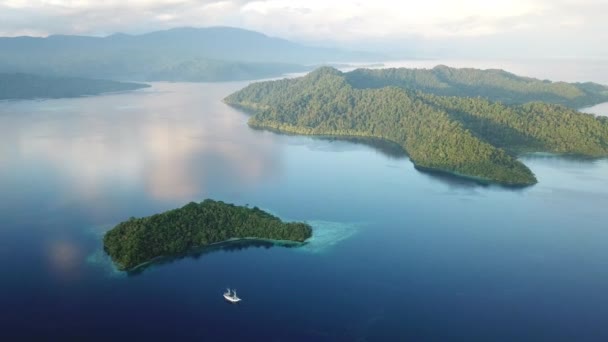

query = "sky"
0;0;606;58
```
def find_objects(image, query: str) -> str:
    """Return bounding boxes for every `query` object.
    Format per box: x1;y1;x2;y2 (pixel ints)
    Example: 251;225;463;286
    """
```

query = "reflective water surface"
1;60;608;340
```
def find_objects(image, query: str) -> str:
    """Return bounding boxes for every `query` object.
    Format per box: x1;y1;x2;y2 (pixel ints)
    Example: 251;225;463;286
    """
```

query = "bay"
1;60;608;340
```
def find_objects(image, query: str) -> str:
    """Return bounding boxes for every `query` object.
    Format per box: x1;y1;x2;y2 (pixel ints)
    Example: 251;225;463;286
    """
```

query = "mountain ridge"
0;26;382;81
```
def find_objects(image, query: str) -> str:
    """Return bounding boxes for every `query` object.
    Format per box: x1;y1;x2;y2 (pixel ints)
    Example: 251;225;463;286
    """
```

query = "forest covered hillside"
345;65;608;108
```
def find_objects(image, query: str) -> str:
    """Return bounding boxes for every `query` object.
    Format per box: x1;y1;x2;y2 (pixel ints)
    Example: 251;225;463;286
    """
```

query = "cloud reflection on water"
0;82;281;203
46;239;83;282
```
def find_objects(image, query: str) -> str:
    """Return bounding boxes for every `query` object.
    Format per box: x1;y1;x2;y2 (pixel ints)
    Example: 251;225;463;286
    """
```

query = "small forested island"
103;200;312;270
225;66;608;185
0;73;149;100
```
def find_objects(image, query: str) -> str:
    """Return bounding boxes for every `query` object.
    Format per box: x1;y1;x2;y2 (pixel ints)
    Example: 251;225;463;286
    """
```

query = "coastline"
412;165;533;188
247;120;537;187
122;236;308;272
0;83;150;102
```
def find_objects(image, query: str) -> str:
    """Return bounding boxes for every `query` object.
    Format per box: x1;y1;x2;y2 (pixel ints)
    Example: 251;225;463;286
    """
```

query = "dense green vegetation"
0;73;148;100
225;67;608;185
0;27;377;82
346;65;608;108
425;95;608;155
103;200;312;270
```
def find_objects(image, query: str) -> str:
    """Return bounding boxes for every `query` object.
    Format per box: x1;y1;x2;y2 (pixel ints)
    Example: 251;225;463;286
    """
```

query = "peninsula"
225;66;608;185
103;200;312;270
0;73;149;100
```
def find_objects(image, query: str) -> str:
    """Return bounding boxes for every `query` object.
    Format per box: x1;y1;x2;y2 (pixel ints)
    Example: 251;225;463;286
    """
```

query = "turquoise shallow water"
1;60;608;340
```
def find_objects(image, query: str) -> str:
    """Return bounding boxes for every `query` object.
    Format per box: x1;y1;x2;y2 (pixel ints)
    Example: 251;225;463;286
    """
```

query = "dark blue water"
1;62;608;340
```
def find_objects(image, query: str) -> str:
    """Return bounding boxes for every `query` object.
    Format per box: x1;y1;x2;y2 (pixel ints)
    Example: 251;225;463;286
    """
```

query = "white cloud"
239;0;547;39
0;0;606;56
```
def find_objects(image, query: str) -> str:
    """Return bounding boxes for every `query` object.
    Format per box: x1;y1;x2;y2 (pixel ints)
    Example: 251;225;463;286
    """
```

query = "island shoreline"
124;236;308;273
246;120;538;187
103;200;313;271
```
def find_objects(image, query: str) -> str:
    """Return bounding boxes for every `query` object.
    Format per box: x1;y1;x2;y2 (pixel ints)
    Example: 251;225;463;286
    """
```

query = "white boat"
223;288;242;303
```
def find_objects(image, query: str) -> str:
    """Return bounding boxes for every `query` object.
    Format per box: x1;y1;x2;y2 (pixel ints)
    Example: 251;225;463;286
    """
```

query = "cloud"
0;0;606;57
0;0;242;36
238;0;546;39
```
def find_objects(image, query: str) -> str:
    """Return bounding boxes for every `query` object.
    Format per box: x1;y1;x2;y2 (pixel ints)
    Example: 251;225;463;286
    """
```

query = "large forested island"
225;66;608;185
0;73;149;100
103;200;312;270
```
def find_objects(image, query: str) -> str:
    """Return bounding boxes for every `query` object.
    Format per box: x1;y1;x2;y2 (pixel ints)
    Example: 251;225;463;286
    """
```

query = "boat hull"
223;294;241;303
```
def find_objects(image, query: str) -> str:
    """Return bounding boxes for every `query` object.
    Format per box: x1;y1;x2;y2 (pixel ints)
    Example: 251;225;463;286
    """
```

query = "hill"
225;67;608;185
346;65;608;108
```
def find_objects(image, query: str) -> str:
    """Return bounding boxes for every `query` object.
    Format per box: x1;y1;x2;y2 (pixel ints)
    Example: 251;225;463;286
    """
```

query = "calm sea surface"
1;60;608;341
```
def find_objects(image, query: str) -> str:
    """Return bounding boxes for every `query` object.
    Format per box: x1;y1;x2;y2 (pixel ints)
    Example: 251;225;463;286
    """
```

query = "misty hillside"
0;27;379;81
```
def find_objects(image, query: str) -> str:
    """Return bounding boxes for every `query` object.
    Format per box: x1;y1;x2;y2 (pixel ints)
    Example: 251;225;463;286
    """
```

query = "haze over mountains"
0;27;380;82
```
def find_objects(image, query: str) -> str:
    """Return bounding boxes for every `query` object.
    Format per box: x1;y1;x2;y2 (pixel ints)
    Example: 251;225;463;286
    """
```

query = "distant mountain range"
0;27;381;82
